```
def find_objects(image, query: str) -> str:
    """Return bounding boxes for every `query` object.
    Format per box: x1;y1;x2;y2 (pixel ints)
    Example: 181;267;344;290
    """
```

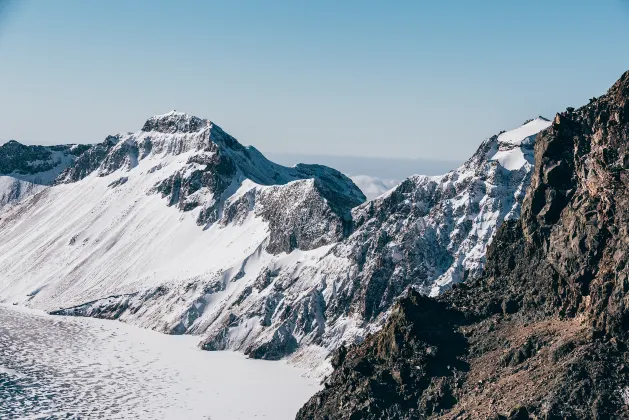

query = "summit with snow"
0;112;551;369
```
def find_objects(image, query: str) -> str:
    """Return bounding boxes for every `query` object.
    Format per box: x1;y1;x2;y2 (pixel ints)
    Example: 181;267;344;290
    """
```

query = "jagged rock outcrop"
57;136;126;183
297;71;629;419
0;141;86;207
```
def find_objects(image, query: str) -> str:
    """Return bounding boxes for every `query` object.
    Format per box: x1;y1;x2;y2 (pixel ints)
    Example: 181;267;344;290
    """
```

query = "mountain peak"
1;139;24;148
141;111;210;134
608;70;629;102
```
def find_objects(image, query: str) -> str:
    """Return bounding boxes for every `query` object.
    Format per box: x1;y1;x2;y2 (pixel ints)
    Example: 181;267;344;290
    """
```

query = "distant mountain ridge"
0;141;87;208
267;152;461;184
0;111;549;371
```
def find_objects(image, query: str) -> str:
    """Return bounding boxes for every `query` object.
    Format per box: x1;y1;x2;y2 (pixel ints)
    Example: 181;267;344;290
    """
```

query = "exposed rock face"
257;179;354;254
344;118;547;321
0;141;86;207
55;138;114;183
297;71;629;419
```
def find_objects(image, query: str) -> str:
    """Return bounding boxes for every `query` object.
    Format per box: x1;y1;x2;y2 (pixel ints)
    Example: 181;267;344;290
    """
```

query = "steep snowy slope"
192;117;553;361
0;141;86;207
0;113;364;357
0;114;550;368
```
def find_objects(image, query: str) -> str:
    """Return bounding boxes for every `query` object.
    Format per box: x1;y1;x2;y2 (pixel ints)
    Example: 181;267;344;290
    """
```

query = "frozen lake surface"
0;305;320;419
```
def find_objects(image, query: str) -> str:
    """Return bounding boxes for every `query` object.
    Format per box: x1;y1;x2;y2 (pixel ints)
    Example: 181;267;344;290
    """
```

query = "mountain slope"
0;112;550;368
56;116;549;365
0;141;86;208
297;71;629;419
0;113;363;345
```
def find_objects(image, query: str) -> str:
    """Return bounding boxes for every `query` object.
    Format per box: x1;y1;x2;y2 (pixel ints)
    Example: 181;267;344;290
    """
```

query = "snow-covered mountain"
0;113;550;369
0;141;87;208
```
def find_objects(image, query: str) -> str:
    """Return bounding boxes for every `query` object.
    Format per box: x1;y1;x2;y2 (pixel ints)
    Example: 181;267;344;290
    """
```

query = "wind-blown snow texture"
0;305;318;420
0;113;551;369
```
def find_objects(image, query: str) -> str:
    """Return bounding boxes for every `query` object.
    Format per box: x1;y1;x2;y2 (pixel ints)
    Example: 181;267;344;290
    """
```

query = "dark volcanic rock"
141;111;207;133
297;71;629;419
0;141;89;206
0;141;86;177
298;290;468;419
56;137;116;183
0;141;58;175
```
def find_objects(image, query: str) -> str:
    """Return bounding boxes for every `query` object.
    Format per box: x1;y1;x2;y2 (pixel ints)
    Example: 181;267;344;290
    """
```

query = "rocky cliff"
0;141;86;207
297;71;629;419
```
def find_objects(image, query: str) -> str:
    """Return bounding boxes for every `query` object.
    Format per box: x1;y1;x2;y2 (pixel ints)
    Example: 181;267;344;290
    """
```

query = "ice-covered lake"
0;305;320;419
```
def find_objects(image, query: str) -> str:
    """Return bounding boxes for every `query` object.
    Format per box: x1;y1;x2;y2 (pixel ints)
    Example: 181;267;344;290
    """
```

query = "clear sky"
0;0;628;160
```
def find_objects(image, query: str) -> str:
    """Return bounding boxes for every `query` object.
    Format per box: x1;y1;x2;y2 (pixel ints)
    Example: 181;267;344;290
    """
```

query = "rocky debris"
107;176;128;188
297;71;629;419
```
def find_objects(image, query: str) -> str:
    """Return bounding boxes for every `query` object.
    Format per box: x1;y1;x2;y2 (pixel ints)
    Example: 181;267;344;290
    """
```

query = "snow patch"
497;117;551;145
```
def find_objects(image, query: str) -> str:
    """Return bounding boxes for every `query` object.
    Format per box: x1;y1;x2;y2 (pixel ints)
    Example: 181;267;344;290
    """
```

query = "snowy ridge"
190;117;552;362
0;141;84;208
0;115;550;371
57;112;364;228
0;112;365;362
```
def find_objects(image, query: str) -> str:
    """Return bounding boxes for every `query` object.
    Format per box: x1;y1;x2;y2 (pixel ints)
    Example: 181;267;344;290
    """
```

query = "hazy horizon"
0;1;628;161
0;133;462;184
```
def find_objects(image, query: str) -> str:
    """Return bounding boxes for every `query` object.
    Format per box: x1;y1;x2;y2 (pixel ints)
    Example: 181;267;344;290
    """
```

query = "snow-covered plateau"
0;304;319;419
0;112;552;375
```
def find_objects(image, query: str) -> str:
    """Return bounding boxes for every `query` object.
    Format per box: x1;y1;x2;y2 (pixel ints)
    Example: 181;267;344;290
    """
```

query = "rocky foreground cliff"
297;71;629;419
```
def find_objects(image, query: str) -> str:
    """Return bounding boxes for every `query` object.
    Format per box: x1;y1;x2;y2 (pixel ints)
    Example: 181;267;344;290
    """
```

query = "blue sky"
0;0;628;160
